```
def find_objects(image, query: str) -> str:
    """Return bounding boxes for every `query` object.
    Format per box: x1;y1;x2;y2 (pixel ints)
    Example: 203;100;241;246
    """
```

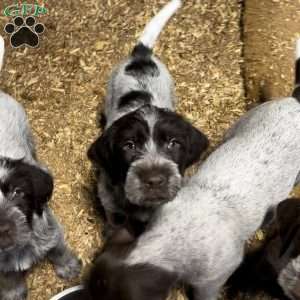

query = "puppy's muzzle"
125;157;182;207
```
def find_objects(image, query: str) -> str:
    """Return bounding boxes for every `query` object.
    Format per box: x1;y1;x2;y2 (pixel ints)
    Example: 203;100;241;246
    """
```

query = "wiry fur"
87;96;300;300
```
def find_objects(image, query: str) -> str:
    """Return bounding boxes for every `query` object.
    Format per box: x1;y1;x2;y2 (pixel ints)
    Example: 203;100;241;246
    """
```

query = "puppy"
226;199;300;300
275;198;300;300
86;40;300;300
0;37;81;300
88;0;208;237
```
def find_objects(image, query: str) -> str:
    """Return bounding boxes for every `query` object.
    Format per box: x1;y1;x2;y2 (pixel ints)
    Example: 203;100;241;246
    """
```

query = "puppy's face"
0;159;53;252
88;105;208;207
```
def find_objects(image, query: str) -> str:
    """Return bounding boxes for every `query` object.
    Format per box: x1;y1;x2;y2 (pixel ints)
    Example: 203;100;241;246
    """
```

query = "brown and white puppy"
88;0;208;238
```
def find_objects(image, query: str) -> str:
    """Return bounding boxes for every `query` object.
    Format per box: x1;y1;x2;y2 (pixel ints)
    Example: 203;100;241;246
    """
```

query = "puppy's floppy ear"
88;126;127;184
276;198;300;256
27;165;53;215
185;123;209;168
13;163;54;215
87;128;114;169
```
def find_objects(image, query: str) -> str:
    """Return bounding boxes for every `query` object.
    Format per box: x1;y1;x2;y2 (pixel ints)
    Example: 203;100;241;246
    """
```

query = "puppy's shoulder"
0;91;25;116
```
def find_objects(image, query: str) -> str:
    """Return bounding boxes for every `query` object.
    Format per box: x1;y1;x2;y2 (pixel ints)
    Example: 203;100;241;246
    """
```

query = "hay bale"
0;0;244;299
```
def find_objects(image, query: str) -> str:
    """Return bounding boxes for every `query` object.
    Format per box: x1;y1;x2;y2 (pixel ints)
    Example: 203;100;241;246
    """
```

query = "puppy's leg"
103;211;128;239
191;247;245;300
87;253;176;300
0;271;27;300
188;279;222;300
47;235;82;280
192;289;219;300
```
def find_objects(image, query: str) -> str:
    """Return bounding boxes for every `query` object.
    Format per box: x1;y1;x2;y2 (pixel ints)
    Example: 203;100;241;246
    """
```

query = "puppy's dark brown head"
88;105;208;208
0;158;53;251
86;252;177;300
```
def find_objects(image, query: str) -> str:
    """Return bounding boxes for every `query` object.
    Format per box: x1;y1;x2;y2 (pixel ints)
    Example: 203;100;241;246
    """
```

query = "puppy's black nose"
144;174;166;187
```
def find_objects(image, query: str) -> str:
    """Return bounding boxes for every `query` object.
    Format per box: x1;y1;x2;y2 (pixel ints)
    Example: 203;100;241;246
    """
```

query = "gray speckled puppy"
88;0;208;238
0;37;81;300
87;41;300;300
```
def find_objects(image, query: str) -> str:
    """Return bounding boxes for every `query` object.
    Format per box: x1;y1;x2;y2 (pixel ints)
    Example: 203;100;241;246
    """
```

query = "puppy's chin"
138;197;172;208
124;156;182;207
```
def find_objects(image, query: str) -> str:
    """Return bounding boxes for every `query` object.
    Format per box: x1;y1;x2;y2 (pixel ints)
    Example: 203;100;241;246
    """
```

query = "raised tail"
138;0;182;49
0;36;4;72
126;0;182;76
292;38;300;101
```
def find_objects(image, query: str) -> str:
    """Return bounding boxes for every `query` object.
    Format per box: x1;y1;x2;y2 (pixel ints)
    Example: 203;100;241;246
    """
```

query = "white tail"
0;36;4;71
138;0;182;49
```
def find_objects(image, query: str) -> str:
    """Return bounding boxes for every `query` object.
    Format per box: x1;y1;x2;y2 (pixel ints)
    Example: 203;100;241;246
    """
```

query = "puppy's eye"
167;138;181;150
122;140;136;151
12;187;24;198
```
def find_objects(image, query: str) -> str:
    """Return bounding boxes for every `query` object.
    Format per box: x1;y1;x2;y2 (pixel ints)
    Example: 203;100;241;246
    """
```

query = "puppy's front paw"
54;253;82;280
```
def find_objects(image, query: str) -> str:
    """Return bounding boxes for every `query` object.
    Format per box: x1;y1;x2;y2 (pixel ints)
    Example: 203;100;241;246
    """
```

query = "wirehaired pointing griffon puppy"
86;41;300;300
0;37;81;300
226;198;300;300
277;198;300;300
258;198;300;300
88;0;208;237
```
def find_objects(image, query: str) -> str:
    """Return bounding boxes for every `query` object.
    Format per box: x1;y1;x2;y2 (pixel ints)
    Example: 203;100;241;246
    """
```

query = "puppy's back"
104;1;181;127
0;91;35;161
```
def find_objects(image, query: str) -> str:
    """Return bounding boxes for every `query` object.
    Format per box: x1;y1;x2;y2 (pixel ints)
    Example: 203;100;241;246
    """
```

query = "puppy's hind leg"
47;234;82;280
190;248;245;300
189;281;221;300
0;272;27;300
187;274;230;299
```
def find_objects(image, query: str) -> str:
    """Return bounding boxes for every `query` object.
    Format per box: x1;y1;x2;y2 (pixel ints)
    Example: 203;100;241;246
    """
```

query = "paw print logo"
4;16;45;48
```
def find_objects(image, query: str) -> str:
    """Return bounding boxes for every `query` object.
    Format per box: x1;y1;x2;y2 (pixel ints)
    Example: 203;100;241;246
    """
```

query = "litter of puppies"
0;0;298;299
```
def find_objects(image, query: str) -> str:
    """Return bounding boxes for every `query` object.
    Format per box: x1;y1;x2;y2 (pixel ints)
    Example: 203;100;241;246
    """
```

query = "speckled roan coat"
90;97;300;300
